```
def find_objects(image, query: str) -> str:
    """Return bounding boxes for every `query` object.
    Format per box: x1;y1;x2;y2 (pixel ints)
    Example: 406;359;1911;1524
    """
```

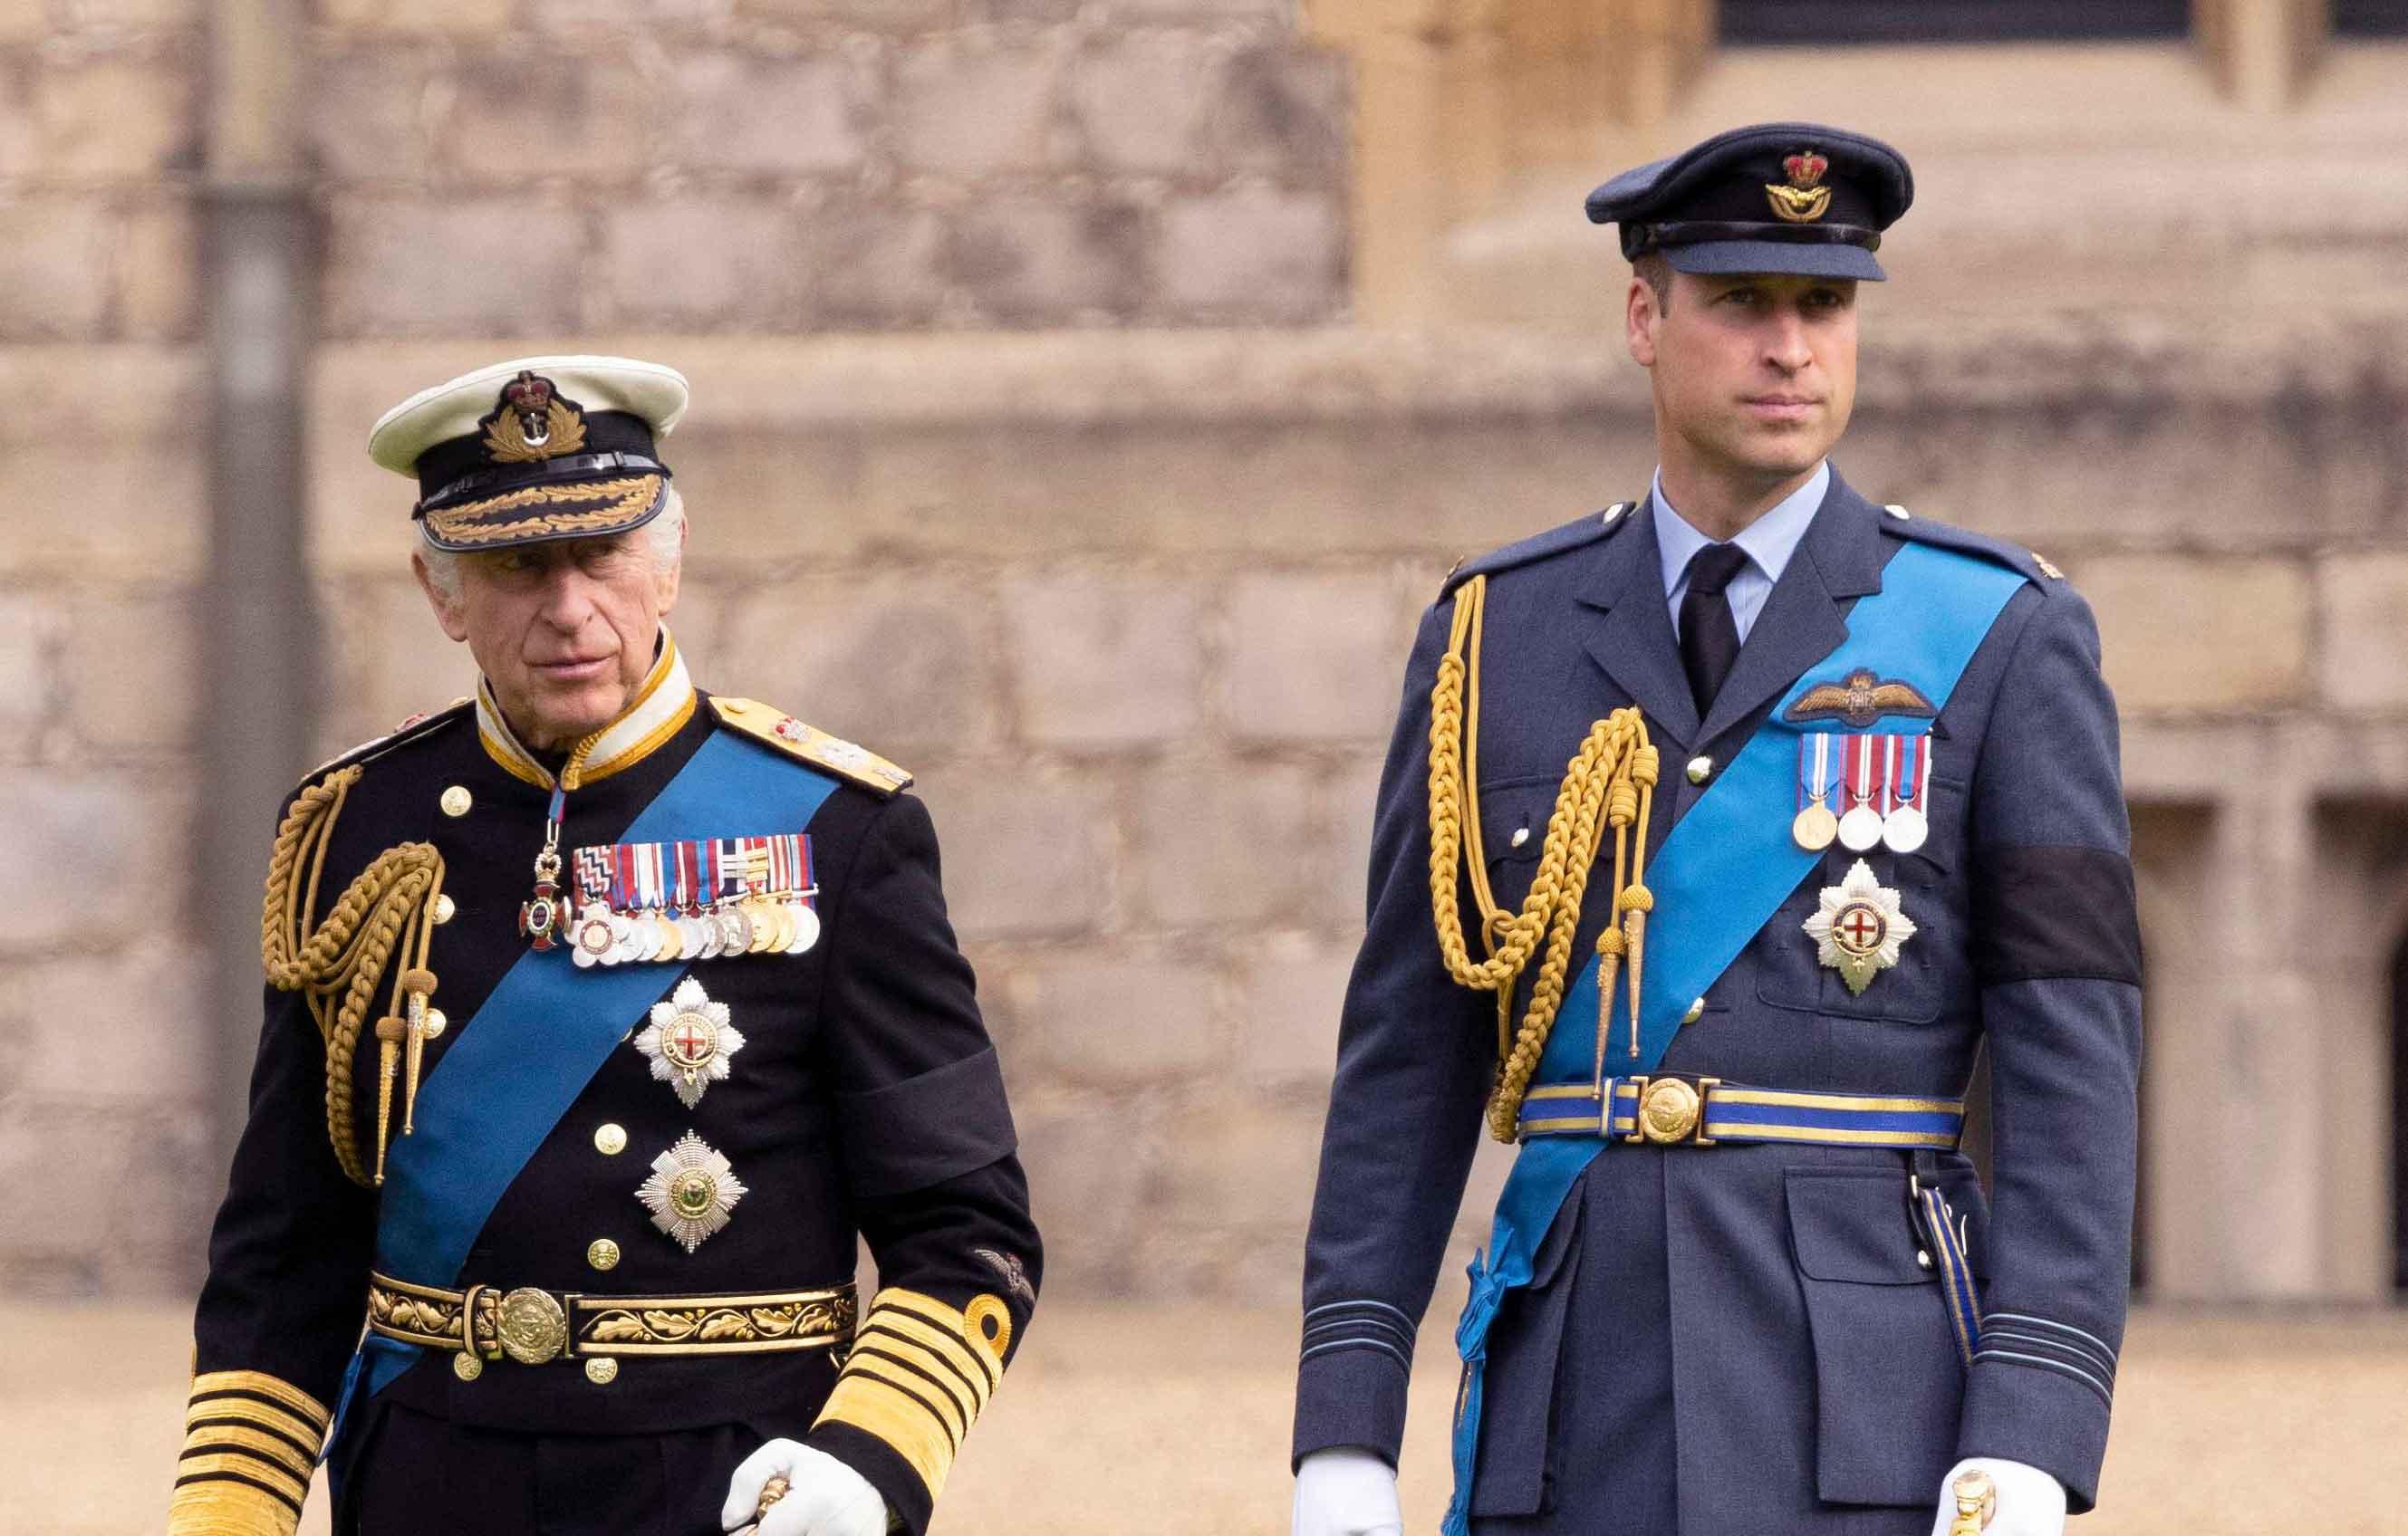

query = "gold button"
421;1008;448;1040
433;893;457;925
594;1123;627;1156
1686;756;1713;785
587;1238;621;1272
440;785;473;817
584;1357;619;1386
452;1352;483;1381
1681;996;1704;1025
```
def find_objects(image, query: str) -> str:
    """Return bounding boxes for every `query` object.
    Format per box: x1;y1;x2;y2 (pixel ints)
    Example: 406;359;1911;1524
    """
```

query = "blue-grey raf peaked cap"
1586;121;1913;281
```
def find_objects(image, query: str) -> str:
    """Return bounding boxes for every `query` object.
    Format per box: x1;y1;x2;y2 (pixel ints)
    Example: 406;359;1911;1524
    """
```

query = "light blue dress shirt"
1652;459;1829;644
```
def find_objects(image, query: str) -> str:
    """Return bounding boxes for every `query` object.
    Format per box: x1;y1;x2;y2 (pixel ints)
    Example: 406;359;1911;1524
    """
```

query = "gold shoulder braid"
1427;574;1661;1142
258;764;447;1187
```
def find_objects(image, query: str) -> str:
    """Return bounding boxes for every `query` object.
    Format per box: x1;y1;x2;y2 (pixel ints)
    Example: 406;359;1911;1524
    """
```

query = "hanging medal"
1836;734;1886;852
1883;734;1931;854
1793;733;1838;851
518;782;571;950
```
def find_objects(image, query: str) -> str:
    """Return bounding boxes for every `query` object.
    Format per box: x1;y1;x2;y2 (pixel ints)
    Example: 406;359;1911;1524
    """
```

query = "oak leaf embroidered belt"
368;1272;856;1368
1515;1074;1965;1149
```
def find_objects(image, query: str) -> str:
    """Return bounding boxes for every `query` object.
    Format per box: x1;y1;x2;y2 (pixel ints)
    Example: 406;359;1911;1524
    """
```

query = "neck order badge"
1440;541;2028;1535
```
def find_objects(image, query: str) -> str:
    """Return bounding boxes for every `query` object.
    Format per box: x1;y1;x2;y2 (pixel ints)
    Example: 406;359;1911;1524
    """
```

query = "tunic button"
594;1124;627;1156
1510;826;1530;849
433;894;457;925
1686;755;1713;785
587;1238;621;1272
421;1008;448;1041
1916;1250;1934;1270
1681;996;1705;1025
439;785;473;817
584;1357;619;1385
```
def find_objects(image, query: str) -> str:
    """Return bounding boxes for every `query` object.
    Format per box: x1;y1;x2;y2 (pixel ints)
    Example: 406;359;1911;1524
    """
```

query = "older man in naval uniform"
172;356;1039;1536
1289;126;2140;1536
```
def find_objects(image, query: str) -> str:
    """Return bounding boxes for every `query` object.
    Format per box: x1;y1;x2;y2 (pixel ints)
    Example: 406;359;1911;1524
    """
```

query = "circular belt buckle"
497;1288;570;1366
1637;1078;1703;1144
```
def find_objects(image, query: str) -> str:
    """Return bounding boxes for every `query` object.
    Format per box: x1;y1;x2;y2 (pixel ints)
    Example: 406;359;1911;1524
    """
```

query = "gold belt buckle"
1626;1075;1720;1146
496;1288;572;1366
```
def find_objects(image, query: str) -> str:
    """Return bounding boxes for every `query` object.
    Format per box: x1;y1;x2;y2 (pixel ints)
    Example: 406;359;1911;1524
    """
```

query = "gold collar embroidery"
476;631;696;791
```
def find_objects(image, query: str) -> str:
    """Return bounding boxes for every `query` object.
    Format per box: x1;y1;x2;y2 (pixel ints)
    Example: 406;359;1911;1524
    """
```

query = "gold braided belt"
1427;571;1662;1143
368;1272;857;1370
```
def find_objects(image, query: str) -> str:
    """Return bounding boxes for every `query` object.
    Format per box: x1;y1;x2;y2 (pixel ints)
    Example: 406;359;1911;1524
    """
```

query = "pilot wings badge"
1785;667;1936;728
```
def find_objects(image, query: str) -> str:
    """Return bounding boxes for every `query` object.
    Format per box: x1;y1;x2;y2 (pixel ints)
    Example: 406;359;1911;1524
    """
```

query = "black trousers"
344;1402;765;1536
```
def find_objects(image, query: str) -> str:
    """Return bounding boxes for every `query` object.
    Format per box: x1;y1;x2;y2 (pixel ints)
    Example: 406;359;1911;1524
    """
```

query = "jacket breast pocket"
1469;1188;1584;1519
1472;775;1559;921
1786;1167;1966;1507
1755;776;1964;1024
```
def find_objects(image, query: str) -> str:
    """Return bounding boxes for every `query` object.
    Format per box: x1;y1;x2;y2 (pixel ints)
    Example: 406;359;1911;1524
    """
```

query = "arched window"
1720;1;2188;43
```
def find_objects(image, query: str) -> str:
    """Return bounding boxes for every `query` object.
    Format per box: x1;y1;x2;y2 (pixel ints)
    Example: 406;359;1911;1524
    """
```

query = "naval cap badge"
1766;149;1833;224
480;369;589;465
636;1131;747;1253
635;977;746;1109
1802;858;1917;995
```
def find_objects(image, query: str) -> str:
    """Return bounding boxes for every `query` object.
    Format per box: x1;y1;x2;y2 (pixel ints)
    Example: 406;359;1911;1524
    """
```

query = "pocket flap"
1786;1168;1934;1286
1478;778;1557;869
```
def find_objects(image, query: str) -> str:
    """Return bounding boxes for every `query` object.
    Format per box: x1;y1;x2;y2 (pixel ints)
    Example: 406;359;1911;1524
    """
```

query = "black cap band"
1625;220;1883;260
416;450;674;517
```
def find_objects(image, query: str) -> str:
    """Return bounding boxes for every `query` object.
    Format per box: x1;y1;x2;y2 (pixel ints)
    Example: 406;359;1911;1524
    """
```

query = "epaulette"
1441;503;1637;596
1875;504;2060;585
300;697;472;783
709;697;913;796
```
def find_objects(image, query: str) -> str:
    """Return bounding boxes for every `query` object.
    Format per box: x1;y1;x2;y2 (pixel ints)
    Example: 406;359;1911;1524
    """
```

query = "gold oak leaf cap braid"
257;764;448;1187
1427;574;1661;1142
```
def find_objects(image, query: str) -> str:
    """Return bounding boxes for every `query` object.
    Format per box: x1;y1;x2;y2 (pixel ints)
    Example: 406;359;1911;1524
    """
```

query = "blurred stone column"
2195;0;2330;108
201;0;316;1152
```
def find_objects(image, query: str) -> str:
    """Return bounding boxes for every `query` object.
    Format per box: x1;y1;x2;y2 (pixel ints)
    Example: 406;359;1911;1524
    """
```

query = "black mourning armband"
1970;844;2143;987
836;1047;1017;1198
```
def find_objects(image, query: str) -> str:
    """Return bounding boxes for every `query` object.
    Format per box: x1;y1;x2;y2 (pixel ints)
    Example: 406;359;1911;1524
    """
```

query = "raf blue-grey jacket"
1293;470;2142;1534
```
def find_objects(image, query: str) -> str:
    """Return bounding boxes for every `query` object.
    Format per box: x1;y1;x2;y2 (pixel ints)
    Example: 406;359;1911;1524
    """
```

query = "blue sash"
1440;542;2026;1532
332;731;841;1442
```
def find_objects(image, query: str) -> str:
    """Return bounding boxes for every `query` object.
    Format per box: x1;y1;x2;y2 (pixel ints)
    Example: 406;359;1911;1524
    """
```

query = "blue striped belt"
1517;1074;1965;1149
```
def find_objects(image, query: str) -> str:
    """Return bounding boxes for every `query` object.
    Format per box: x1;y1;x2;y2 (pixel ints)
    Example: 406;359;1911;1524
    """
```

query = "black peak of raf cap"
1586;122;1913;283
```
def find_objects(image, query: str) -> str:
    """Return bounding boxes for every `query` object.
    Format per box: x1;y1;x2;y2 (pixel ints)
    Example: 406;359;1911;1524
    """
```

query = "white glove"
1293;1446;1404;1536
723;1439;890;1536
1927;1456;2066;1536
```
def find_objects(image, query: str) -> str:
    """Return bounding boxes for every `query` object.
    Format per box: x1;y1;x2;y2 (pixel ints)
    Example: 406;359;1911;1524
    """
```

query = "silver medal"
786;902;820;955
1882;805;1929;854
1837;805;1884;851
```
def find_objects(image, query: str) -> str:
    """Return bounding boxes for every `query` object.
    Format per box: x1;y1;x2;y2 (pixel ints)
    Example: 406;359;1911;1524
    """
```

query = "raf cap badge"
1803;859;1918;995
637;1131;747;1253
635;978;746;1110
1766;149;1832;223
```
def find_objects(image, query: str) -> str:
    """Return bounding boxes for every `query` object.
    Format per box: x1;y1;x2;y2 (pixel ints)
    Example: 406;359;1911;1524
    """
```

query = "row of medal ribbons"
1795;733;1929;855
568;833;820;967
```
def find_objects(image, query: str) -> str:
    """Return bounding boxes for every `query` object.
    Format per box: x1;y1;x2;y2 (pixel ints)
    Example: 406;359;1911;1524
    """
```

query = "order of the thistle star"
633;977;745;1109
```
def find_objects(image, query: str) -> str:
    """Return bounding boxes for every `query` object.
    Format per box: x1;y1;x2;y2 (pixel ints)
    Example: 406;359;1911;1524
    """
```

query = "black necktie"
1679;542;1751;718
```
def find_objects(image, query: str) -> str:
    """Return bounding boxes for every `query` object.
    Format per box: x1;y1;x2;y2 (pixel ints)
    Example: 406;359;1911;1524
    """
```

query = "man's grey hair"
417;483;688;600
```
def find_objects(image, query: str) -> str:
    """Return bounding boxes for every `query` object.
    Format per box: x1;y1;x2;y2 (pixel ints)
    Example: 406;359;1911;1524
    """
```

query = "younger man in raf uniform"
174;357;1039;1536
1291;127;2141;1536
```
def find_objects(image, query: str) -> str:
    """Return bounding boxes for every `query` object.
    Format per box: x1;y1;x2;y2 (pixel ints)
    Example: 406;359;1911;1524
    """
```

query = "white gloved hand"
722;1439;889;1536
1293;1446;1404;1536
1927;1456;2066;1536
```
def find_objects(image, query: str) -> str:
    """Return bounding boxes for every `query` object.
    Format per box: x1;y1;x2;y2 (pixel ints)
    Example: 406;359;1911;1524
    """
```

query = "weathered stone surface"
321;0;501;30
669;51;867;176
1235;928;1351;1086
325;197;586;335
316;579;478;756
1011;953;1220;1081
806;203;947;328
1201;41;1345;177
912;763;1112;940
0;945;207;1100
308;49;429;180
443;54;653;185
0;772;186;955
1002;572;1203;748
606;197;806;329
116;197;195;340
892;39;1059;178
32;56;191;182
0;590;53;757
2317;553;2408;713
0;197;113;339
1132;758;1320;926
1068;31;1217;176
1159;184;1344;321
1154;1098;1322;1232
61;590;197;752
938;198;1146;323
1219;571;1403;743
2080;556;2312;714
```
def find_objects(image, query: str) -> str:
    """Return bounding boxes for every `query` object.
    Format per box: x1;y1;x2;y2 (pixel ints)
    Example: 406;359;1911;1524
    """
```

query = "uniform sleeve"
1954;581;2143;1512
802;792;1041;1536
174;984;379;1535
1292;602;1498;1469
